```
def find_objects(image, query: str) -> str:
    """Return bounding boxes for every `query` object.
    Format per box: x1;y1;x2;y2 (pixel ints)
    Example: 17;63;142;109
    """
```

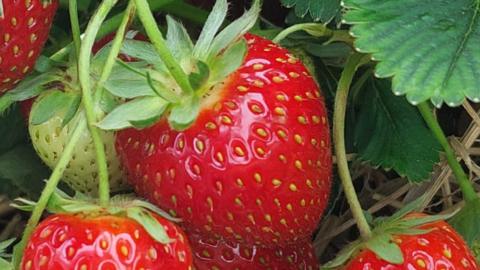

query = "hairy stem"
134;0;194;94
78;0;119;206
14;118;87;269
50;0;180;62
96;1;136;91
418;102;478;202
69;0;81;59
333;53;372;240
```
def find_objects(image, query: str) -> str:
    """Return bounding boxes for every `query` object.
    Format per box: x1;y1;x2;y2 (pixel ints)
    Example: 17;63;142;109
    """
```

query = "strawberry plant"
1;0;480;269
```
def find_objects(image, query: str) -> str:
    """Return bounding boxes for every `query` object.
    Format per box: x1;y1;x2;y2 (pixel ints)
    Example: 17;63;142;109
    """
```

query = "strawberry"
190;233;319;270
344;216;478;269
18;192;193;270
324;211;479;270
110;0;332;247
21;213;193;270
24;31;146;195
0;0;58;95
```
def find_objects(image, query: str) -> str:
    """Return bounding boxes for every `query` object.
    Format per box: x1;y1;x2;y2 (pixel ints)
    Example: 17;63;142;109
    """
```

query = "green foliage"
450;198;480;246
354;78;441;182
281;0;341;23
0;108;49;199
343;0;480;107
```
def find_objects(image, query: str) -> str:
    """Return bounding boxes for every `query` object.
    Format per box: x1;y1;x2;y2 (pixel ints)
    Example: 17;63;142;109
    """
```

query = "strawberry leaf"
354;78;441;182
449;198;480;246
97;96;168;130
0;145;49;199
343;0;480;106
365;234;403;264
281;0;341;23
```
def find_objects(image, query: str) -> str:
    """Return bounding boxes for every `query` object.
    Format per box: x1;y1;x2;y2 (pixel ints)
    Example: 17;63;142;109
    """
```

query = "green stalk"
273;23;333;43
50;0;174;62
333;53;372;240
418;102;478;202
96;1;136;92
134;0;194;94
14;118;87;269
69;0;81;59
78;0;119;207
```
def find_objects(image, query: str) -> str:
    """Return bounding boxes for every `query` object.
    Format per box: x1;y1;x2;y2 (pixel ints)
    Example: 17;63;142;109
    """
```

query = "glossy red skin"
190;233;319;270
345;218;478;270
116;34;332;246
0;0;58;94
21;213;193;270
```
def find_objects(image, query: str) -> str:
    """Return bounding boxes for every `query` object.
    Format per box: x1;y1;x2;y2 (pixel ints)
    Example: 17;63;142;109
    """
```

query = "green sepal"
129;112;164;129
450;198;480;246
98;90;119;114
166;15;194;69
322;240;361;269
0;259;12;270
208;39;247;84
104;61;158;99
34;55;57;73
0;238;15;256
97;96;169;130
206;0;261;63
121;40;166;72
130;199;181;222
61;94;82;127
126;207;172;244
146;72;180;103
0;72;62;114
189;61;210;90
30;91;80;125
193;0;228;60
168;94;200;131
365;234;403;264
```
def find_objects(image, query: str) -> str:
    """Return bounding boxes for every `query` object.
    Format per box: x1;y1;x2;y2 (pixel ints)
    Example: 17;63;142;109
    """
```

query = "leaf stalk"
333;53;372;240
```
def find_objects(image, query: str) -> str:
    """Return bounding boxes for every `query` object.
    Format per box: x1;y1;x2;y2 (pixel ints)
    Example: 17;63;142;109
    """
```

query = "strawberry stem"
273;23;333;43
95;1;136;95
13;119;88;269
78;0;119;207
134;0;195;95
417;102;478;202
333;53;372;240
69;0;81;59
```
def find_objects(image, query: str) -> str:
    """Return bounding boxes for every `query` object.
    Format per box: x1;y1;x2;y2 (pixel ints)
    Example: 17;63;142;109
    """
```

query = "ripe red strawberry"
344;217;478;269
21;213;193;270
116;32;332;246
190;233;319;270
0;0;58;94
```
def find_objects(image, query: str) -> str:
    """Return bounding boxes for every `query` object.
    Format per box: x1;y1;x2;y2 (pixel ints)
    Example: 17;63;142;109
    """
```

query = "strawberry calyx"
322;196;458;269
0;238;14;270
13;189;179;245
97;0;262;131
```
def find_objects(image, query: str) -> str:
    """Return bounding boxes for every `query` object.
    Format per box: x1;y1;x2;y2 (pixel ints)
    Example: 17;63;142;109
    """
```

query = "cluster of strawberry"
1;0;480;269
